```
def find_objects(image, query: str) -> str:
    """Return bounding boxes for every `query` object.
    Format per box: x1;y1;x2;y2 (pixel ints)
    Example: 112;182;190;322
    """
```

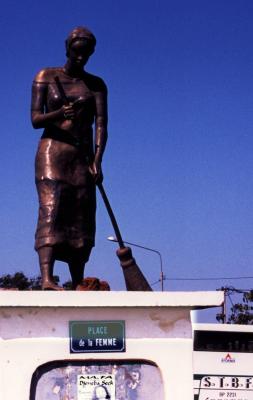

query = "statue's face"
68;39;93;67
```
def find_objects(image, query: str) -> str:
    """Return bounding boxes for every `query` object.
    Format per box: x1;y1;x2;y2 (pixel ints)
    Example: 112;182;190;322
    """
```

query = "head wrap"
65;26;96;56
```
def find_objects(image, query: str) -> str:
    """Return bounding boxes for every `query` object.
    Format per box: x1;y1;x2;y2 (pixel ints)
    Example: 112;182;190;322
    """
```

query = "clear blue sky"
1;1;253;319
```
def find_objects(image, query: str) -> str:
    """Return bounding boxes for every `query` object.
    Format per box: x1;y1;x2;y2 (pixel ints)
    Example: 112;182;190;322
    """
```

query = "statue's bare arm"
89;87;108;183
31;69;74;129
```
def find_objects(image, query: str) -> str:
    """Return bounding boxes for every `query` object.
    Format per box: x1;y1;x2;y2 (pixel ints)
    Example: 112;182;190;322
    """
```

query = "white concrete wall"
0;291;223;400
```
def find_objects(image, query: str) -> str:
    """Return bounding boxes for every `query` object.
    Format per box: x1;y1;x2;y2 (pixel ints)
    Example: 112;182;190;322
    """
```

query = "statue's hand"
61;103;75;120
89;160;103;184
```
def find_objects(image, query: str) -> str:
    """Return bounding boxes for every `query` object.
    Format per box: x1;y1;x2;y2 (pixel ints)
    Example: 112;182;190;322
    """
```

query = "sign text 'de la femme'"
69;321;125;353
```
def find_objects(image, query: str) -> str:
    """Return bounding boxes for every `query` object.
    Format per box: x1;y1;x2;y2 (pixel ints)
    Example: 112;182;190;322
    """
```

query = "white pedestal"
0;291;223;400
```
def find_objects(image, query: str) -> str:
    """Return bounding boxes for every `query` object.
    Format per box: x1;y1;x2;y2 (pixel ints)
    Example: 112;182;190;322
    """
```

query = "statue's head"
65;27;96;65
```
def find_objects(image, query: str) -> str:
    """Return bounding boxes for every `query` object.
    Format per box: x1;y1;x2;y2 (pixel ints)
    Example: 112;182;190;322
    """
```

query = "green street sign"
69;320;125;353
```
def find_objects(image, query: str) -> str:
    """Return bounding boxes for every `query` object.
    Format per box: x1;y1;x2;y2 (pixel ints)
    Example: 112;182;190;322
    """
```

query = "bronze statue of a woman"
31;27;108;290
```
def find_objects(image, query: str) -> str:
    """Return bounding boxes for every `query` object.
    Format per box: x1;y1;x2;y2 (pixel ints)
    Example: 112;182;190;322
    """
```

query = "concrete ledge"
0;291;224;309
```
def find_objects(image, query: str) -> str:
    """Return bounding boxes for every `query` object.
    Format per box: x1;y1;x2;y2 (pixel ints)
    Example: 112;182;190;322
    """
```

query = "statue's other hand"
89;160;103;184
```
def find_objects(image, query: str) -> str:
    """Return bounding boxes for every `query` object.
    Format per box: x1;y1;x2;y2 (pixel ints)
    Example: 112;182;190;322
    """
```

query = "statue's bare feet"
42;280;64;291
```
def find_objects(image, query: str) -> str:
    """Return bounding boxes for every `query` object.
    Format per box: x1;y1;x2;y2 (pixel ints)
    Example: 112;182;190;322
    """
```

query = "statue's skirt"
35;138;96;262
